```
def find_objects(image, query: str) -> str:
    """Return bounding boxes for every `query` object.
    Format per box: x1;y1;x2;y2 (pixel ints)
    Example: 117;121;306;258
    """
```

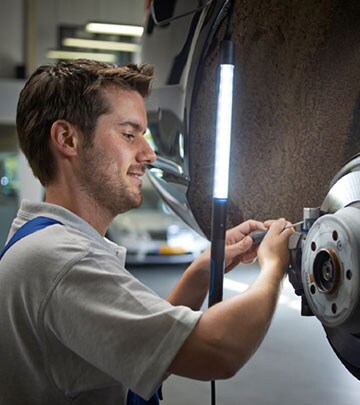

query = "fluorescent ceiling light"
62;38;140;53
85;22;144;37
46;50;116;63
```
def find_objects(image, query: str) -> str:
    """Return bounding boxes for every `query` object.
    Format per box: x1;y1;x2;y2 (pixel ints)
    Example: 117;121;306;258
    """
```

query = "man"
0;60;293;404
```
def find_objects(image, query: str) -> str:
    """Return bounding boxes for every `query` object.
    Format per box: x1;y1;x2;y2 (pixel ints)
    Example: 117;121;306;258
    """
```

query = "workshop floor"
129;262;360;405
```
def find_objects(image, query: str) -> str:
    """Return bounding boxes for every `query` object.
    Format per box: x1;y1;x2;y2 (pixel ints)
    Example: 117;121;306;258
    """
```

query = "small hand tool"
251;220;304;245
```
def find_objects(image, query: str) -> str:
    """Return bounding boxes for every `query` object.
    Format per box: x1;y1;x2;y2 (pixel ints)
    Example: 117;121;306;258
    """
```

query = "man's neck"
45;185;112;236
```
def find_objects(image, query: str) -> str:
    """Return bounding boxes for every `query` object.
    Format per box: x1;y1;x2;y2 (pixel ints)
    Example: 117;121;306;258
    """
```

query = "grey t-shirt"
0;200;201;404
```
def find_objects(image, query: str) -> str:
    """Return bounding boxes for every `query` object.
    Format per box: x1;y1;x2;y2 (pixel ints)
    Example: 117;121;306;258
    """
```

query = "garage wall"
0;0;146;79
0;0;24;78
35;0;146;70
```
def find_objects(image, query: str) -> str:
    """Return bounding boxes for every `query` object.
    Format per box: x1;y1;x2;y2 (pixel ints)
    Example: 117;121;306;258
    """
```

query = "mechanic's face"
78;87;156;216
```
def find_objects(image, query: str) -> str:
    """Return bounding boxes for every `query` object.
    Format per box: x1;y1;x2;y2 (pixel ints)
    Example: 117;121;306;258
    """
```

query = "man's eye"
123;133;135;140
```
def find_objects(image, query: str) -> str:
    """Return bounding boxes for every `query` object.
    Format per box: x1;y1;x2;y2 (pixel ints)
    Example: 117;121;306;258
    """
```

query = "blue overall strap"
0;216;63;260
127;386;162;405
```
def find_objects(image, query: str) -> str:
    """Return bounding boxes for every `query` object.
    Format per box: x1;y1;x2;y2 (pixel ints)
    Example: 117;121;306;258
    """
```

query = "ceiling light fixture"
46;50;116;63
85;22;144;37
62;38;141;53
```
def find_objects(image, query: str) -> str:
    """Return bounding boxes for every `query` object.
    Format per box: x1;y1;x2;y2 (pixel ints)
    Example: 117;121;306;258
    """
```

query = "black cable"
211;380;216;405
224;0;234;40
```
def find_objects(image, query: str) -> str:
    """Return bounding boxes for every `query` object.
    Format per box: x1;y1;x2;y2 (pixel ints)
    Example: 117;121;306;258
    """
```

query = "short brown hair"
16;59;154;186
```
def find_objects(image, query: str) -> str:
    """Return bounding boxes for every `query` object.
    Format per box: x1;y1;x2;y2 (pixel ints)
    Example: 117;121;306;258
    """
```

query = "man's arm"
166;220;267;310
168;219;293;380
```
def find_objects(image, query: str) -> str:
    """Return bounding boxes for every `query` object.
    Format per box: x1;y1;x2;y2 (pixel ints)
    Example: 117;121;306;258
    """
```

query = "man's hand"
223;219;267;272
257;218;294;279
194;220;268;274
168;218;293;310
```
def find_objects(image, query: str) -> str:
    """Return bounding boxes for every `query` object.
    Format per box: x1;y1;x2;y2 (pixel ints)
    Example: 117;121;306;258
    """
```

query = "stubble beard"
78;146;143;217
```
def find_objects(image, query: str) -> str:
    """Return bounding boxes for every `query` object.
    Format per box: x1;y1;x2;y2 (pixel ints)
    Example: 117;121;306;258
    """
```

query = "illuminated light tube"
85;22;144;37
213;63;234;199
46;50;116;63
62;38;141;53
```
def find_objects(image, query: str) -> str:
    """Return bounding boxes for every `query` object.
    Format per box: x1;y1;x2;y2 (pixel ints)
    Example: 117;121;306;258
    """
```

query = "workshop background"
1;1;360;404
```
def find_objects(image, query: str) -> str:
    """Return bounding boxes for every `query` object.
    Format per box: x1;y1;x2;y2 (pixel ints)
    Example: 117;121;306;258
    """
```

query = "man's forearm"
168;261;284;380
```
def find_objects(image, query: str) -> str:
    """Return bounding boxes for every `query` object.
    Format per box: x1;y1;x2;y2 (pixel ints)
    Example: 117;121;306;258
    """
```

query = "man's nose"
138;136;157;164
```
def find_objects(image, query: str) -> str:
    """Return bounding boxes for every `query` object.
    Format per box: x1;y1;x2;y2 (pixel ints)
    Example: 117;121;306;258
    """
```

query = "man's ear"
50;120;80;157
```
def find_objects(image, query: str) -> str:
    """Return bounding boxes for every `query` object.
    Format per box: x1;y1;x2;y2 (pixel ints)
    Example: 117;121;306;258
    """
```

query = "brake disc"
301;155;360;379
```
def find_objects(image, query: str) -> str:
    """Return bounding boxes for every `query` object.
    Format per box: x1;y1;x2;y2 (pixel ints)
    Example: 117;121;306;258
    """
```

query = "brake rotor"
303;156;360;379
302;207;360;330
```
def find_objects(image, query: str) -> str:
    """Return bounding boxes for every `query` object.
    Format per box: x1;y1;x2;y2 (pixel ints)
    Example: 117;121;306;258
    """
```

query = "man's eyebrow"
118;120;146;134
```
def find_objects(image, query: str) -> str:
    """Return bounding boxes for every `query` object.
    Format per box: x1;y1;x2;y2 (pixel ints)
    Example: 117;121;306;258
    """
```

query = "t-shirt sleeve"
43;251;202;400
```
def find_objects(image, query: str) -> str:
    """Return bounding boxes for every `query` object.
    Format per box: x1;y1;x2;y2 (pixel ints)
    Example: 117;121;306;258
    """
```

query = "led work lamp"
208;39;235;308
205;3;235;404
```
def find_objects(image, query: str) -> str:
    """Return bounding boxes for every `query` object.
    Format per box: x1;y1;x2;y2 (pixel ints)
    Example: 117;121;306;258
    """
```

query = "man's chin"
119;194;143;213
133;191;143;207
132;198;143;209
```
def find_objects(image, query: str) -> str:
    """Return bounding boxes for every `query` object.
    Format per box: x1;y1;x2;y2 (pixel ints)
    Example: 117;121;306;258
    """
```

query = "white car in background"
107;180;210;265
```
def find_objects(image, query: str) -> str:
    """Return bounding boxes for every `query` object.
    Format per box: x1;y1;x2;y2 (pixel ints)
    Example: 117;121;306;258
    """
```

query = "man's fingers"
226;235;253;256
